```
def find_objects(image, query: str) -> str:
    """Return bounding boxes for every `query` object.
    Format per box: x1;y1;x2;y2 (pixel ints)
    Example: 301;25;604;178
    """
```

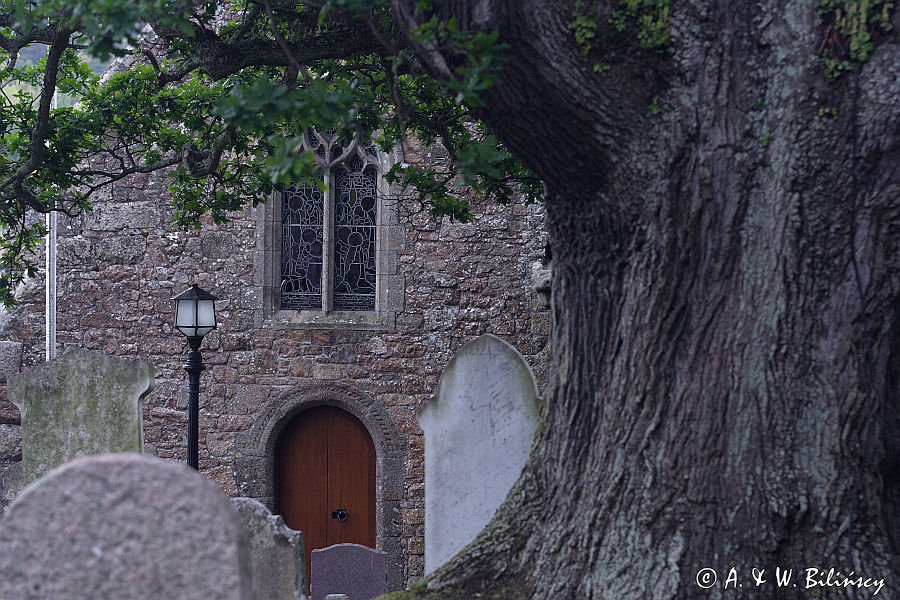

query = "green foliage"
0;0;542;307
6;0;196;59
819;0;894;78
408;16;504;107
0;220;43;308
610;0;671;50
822;56;852;79
569;0;670;57
569;1;598;57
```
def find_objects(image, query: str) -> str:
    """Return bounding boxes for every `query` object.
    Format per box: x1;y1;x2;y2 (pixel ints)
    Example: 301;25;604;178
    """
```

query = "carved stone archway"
235;381;406;589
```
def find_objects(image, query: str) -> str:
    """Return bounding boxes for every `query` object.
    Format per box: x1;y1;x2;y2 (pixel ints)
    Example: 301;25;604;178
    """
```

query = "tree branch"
262;0;305;75
224;4;264;43
142;49;201;86
181;126;238;177
0;26;73;211
147;15;386;82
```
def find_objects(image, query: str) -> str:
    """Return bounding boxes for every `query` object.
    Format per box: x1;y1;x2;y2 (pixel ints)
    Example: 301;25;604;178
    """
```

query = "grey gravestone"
232;497;308;600
311;544;387;600
0;423;20;461
0;340;23;382
418;334;541;573
0;423;22;515
0;453;253;600
7;348;154;485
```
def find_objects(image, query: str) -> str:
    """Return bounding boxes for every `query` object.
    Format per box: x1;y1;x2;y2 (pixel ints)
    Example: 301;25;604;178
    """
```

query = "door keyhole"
331;508;349;522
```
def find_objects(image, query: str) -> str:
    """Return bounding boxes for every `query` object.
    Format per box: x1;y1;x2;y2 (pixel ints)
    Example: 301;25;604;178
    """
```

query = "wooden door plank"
326;409;376;548
275;407;330;583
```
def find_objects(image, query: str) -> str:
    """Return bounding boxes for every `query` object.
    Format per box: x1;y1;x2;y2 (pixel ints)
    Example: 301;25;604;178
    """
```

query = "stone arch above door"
234;381;405;590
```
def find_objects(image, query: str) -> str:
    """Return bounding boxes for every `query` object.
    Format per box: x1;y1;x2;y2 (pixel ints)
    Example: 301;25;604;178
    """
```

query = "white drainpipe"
45;90;58;362
45;209;57;361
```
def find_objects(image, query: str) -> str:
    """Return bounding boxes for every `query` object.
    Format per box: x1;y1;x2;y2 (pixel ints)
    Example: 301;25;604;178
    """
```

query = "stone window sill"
263;309;395;331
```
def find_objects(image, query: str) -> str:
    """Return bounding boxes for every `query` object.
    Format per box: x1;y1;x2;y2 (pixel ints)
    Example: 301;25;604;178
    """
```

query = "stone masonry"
0;138;550;587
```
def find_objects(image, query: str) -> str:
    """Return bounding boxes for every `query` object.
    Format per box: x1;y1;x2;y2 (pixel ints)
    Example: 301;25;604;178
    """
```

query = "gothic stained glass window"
333;160;377;311
281;184;324;310
279;130;380;313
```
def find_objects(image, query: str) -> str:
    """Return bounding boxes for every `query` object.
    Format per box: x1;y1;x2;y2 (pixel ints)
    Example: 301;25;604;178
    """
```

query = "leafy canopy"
0;0;540;307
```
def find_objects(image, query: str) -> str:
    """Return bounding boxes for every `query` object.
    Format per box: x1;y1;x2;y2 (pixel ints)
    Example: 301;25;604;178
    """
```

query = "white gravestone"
418;334;541;573
0;453;254;600
7;348;154;485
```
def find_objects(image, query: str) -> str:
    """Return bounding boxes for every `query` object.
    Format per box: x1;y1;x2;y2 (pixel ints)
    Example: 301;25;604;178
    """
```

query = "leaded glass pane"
281;184;324;310
306;130;320;150
333;165;377;311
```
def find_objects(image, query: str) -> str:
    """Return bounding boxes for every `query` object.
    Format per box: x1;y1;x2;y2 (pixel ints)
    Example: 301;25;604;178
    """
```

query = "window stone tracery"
254;130;404;330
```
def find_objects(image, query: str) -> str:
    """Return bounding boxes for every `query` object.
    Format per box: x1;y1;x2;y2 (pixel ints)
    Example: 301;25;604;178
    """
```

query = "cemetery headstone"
0;340;23;382
232;497;308;600
0;340;23;425
0;423;22;515
311;544;387;600
0;453;253;600
418;334;541;573
7;348;154;485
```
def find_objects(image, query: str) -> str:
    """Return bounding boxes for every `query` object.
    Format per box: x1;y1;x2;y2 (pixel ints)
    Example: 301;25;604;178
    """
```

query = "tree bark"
393;1;900;598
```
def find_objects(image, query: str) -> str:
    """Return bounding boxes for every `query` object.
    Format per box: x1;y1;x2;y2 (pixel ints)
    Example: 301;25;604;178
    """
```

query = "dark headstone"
311;544;387;600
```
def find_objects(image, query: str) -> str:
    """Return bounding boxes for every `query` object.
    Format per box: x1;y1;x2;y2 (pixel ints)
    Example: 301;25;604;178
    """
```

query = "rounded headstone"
418;333;541;573
312;543;387;600
0;453;252;600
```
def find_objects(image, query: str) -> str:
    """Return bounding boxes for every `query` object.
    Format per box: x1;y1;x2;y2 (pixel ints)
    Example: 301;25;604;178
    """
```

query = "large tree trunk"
393;1;900;597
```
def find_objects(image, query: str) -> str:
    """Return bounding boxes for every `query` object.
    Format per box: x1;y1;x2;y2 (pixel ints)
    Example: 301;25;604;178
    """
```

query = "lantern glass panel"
175;299;196;337
195;299;216;336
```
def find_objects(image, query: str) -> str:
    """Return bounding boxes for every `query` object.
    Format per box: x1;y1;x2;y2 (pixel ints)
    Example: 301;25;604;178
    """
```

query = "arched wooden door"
275;406;377;579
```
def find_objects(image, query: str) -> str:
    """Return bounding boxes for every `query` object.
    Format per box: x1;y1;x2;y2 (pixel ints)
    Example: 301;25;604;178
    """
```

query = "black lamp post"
172;284;218;470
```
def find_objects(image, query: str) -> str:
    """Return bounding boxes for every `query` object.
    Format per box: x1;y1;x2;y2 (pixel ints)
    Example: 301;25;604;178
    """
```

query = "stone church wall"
0;139;550;587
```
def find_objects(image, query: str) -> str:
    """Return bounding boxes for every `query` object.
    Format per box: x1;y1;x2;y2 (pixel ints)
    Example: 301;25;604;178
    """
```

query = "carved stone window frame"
253;135;405;330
